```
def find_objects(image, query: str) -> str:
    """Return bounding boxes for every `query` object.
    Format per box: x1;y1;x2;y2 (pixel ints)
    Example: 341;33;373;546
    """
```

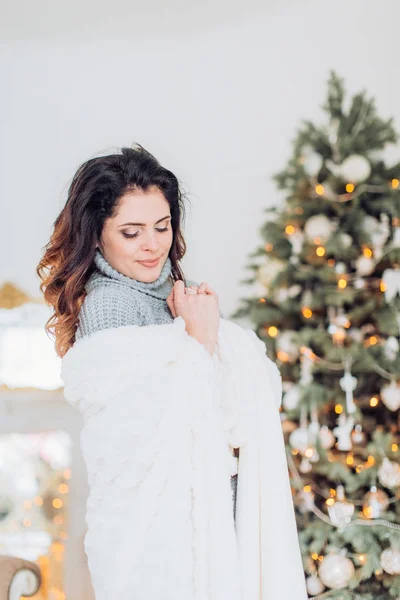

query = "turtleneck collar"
89;248;173;300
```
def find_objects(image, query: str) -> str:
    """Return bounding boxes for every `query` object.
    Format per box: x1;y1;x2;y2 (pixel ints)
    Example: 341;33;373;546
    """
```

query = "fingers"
197;282;215;295
166;286;177;317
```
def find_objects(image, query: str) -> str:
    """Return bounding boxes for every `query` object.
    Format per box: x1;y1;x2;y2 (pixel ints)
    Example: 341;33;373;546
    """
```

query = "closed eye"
122;227;170;239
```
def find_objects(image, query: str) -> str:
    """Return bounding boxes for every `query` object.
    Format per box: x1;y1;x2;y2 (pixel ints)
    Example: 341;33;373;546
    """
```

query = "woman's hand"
166;280;220;355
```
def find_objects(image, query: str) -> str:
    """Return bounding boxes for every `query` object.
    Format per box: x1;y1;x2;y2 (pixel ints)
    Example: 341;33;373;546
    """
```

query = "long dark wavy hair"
37;143;189;358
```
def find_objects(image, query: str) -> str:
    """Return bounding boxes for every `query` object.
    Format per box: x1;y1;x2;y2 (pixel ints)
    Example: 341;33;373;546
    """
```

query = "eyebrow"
118;215;171;227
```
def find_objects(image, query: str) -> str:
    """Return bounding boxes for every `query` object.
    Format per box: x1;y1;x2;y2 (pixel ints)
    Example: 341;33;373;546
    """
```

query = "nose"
142;230;160;252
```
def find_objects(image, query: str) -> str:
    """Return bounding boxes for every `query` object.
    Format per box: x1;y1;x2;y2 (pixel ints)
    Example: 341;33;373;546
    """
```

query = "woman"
37;144;307;600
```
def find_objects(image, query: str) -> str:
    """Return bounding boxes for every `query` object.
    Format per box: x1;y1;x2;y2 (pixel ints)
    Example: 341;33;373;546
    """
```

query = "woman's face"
97;186;174;282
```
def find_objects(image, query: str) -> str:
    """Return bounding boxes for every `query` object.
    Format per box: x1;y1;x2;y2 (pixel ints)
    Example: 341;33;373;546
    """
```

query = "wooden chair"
0;555;41;600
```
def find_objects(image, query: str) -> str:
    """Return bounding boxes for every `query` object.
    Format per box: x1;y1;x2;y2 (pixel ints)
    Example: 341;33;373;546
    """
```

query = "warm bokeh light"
346;183;355;193
335;404;343;414
316;246;326;257
370;396;379;407
285;224;295;235
363;247;373;258
338;277;347;289
268;325;278;337
315;184;324;195
391;178;399;189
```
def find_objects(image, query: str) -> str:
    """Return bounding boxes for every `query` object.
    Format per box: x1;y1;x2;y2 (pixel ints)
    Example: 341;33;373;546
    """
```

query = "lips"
138;257;160;267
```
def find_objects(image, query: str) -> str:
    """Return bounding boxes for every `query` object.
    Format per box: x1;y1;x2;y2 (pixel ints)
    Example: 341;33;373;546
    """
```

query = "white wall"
1;0;400;319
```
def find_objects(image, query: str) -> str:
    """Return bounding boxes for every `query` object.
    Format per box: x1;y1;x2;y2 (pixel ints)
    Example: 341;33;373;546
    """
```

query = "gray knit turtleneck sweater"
75;249;178;339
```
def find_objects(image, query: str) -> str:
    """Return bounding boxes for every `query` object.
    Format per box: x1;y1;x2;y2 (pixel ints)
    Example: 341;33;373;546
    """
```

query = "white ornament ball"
319;554;355;589
306;574;325;595
340;154;371;183
289;427;309;454
380;547;400;575
378;457;400;489
381;380;400;412
319;425;335;449
338;233;353;249
304;215;336;243
301;146;323;176
355;255;375;276
385;337;400;361
257;258;285;288
283;384;301;411
299;457;313;473
334;261;347;274
362;487;390;518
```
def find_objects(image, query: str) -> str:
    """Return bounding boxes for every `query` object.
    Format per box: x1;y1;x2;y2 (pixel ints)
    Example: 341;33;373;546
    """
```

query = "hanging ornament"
295;488;315;513
382;268;400;302
351;423;365;445
288;230;305;258
306;574;325;595
381;379;400;412
355;254;375;276
385;337;399;361
300;348;314;386
300;145;324;176
337;232;353;249
380;547;400;575
327;485;355;527
304;215;337;243
333;413;355;451
257;258;285;289
318;552;355;589
363;214;390;259
289;406;310;455
319;425;335;449
362;486;390;518
378;457;400;489
326;154;371;183
334;261;347;274
289;427;309;454
392;226;400;247
339;363;357;414
283;383;301;411
299;457;313;473
354;278;365;289
327;118;340;145
276;330;300;363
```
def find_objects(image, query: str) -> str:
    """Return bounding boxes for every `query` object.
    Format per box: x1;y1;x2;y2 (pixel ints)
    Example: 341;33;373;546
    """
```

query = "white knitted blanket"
61;316;307;600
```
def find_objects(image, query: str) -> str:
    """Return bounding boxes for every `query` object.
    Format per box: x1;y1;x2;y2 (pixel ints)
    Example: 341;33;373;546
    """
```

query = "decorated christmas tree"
231;72;400;599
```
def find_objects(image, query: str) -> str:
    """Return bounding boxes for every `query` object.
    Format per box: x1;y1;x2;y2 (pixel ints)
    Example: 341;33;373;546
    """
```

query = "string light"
380;280;387;292
370;396;379;407
53;498;63;509
267;325;278;337
265;243;273;252
392;444;398;452
338;277;347;289
302;307;313;318
315;184;324;195
285;225;296;235
258;297;266;304
363;247;373;258
391;179;400;189
316;246;326;257
335;404;343;414
346;183;355;193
